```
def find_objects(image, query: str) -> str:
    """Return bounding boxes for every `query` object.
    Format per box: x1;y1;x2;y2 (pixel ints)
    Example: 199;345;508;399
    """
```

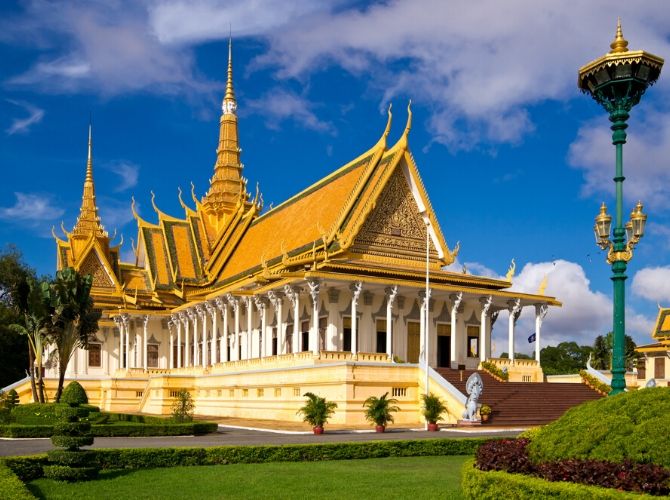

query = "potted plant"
479;404;492;423
297;392;337;434
363;392;400;432
421;392;447;431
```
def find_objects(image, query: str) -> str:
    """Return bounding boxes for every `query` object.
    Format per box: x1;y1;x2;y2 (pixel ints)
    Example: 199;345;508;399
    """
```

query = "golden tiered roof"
56;42;558;314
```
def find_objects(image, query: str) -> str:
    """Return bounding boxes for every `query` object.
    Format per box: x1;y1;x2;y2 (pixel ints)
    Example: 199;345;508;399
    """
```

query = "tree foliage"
42;268;100;403
297;392;338;428
540;342;592;375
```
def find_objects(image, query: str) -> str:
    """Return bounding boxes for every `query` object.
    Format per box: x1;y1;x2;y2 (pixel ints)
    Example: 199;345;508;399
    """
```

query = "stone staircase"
434;368;603;426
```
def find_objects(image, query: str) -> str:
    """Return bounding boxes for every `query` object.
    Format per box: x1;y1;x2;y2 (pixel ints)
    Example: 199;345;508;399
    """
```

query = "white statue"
462;372;483;421
645;378;656;388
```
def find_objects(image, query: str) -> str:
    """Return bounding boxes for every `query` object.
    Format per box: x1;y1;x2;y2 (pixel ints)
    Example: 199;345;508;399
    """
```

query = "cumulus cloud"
632;266;670;304
569;108;670;209
246;88;334;133
443;258;502;279
0;192;64;222
5;99;45;135
106;161;140;192
489;260;654;353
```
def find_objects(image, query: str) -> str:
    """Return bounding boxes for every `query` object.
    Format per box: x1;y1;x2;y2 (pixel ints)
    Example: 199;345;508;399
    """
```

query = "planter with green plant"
297;392;338;434
363;392;399;432
421;393;447;431
479;404;491;423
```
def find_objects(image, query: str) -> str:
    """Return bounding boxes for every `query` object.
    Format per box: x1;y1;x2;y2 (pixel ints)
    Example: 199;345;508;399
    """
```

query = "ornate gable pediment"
352;167;438;262
79;249;115;288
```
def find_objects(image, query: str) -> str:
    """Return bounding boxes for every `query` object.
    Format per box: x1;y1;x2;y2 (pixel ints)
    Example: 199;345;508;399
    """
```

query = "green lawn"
28;455;467;499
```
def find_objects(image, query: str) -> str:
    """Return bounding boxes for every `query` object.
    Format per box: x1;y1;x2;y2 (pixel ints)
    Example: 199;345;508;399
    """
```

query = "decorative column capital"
215;296;228;313
186;308;196;321
535;303;549;320
254;295;267;312
450;292;463;313
205;301;216;318
267;290;283;308
307;279;320;305
142;315;150;327
480;296;493;316
350;281;363;307
283;284;299;307
385;285;398;307
195;304;207;319
120;313;130;327
226;293;239;312
508;298;522;324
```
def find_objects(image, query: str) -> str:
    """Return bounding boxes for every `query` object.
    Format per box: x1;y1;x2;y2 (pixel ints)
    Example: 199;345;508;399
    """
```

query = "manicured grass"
28;455;467;499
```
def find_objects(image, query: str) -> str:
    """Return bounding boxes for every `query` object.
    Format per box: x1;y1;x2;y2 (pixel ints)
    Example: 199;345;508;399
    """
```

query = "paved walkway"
0;425;523;457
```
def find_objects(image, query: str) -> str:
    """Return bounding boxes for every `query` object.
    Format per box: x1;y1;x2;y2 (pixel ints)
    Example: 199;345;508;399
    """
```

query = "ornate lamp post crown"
579;20;662;395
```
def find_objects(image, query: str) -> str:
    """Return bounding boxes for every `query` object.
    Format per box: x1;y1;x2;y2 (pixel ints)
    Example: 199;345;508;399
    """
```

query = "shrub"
171;389;194;423
0;422;218;438
0;461;33;500
480;361;508;381
421;393;448;424
580;370;612;395
10;403;60;425
60;382;88;407
51;434;94;450
5;390;19;410
297;392;337;428
528;387;670;467
43;465;98;482
476;438;535;474
362;393;399;427
462;458;650;500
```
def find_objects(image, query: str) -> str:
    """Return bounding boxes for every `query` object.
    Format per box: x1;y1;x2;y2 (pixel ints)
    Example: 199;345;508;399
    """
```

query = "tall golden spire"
202;36;246;215
72;122;107;238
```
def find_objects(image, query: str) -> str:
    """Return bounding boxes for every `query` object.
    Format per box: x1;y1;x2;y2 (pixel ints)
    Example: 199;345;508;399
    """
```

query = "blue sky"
2;0;670;353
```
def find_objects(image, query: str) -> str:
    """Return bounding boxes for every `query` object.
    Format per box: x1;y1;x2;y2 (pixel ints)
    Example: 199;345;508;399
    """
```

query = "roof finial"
223;36;236;114
72;120;107;238
610;17;629;53
86;118;93;183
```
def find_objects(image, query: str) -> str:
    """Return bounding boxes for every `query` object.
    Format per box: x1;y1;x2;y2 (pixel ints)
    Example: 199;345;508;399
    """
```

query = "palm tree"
297;392;338;432
363;392;400;431
10;275;50;402
42;268;100;402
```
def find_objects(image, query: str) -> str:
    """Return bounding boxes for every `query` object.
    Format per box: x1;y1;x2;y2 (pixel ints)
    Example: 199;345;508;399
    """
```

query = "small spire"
223;36;236;114
86;120;93;183
610;17;629;53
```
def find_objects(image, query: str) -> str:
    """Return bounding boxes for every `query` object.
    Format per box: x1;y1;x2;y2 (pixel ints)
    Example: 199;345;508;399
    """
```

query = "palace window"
88;344;102;368
376;319;386;354
301;320;310;352
343;317;352;351
272;327;278;356
147;344;159;368
467;326;480;358
319;316;328;350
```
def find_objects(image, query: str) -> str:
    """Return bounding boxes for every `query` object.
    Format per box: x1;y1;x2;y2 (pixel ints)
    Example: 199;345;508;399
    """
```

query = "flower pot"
313;425;324;435
375;425;386;433
481;414;490;423
427;423;439;432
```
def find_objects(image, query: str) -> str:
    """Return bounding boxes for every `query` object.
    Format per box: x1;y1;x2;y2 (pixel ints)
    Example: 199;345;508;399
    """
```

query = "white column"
114;317;123;370
216;297;229;363
479;296;492;364
168;320;175;369
227;294;240;361
143;315;149;371
197;305;207;368
420;289;432;367
508;299;521;362
450;292;462;367
255;296;269;357
307;279;320;355
176;314;184;368
184;311;192;367
535;304;548;363
385;286;398;359
207;302;217;365
350;282;362;356
284;285;300;354
122;314;130;369
244;297;253;359
268;291;283;356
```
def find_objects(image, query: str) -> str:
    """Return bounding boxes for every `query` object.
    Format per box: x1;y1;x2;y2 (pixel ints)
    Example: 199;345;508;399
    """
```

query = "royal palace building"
27;42;560;425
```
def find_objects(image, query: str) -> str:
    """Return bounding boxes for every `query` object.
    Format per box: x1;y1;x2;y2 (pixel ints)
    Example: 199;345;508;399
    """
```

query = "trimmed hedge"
5;438;489;482
60;381;88;406
580;370;611;395
528;387;670;467
461;458;654;499
42;465;97;482
10;404;100;425
0;421;218;438
480;361;509;381
0;461;33;500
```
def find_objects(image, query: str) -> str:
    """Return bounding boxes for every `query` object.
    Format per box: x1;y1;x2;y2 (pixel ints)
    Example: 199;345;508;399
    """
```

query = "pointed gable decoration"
78;250;115;288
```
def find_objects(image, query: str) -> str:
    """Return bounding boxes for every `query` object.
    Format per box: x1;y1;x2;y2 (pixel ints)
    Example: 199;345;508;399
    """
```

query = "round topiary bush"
60;381;88;407
528;387;670;467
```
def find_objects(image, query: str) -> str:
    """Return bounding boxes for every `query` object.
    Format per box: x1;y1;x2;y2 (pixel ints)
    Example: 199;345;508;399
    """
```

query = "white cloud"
632;266;670;304
443;258;502;279
106;161;140;192
5;99;45;135
0;192;64;221
569;108;670;209
246;88;334;133
491;260;653;351
98;197;135;231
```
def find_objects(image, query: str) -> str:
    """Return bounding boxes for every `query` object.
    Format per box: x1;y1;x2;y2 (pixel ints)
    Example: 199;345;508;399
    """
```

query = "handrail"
425;364;467;405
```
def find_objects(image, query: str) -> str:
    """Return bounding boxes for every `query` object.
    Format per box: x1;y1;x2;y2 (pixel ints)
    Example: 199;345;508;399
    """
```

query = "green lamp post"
578;20;663;395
